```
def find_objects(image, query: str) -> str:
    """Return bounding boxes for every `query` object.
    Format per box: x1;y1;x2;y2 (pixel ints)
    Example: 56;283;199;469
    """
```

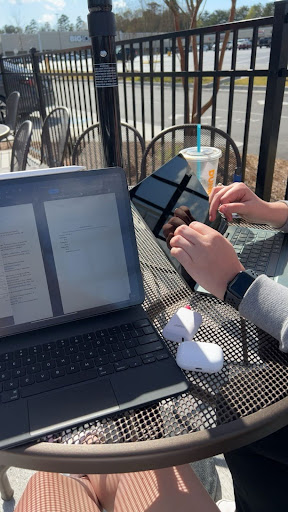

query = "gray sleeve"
278;200;288;232
239;275;288;352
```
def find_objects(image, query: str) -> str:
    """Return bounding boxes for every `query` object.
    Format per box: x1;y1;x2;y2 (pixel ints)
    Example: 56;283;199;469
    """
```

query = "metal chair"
10;120;32;172
140;124;242;184
72;122;145;186
41;106;70;168
2;91;20;134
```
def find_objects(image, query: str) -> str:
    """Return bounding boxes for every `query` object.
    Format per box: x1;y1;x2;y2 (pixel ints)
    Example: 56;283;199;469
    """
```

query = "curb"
117;79;267;91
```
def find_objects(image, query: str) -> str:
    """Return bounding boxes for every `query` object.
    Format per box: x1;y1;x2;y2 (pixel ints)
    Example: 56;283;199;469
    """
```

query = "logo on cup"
207;169;215;195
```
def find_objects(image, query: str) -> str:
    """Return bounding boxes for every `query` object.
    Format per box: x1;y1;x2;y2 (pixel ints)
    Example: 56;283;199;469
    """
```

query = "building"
0;26;272;56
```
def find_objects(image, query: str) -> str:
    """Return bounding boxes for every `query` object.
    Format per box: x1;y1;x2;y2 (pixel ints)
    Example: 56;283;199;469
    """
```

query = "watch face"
230;272;256;299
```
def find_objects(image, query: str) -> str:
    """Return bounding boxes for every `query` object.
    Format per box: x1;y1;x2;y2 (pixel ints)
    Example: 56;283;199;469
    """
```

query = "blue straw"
197;124;201;180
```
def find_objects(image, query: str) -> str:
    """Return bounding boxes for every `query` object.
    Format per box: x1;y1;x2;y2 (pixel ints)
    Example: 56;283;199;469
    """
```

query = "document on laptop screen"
0;169;144;337
0;204;53;327
44;193;131;314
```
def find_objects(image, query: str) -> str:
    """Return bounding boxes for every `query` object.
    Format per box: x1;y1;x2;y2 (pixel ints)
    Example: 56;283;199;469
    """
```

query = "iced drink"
179;146;222;195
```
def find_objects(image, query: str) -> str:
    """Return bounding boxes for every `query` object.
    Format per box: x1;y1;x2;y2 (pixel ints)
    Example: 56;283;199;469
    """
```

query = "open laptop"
0;167;189;450
130;155;288;291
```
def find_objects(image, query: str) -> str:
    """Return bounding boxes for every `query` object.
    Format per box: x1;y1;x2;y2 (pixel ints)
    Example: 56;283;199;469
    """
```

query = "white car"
196;44;209;51
237;38;252;49
212;41;233;51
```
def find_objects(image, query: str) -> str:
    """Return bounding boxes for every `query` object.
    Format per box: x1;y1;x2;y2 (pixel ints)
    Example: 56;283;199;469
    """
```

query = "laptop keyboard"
228;227;284;276
0;319;169;404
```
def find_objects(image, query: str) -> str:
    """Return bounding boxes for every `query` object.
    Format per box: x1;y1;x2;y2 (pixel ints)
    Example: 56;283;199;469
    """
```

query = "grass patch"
234;77;267;86
235;77;288;86
130;76;213;85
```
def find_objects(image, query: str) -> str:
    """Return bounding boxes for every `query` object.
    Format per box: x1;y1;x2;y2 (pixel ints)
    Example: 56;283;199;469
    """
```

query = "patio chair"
140;124;242;184
10;120;32;172
2;91;20;135
72;121;145;185
41;106;70;168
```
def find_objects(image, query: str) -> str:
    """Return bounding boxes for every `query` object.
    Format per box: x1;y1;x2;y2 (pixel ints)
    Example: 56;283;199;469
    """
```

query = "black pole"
87;0;123;168
255;0;288;201
0;55;10;109
30;47;47;123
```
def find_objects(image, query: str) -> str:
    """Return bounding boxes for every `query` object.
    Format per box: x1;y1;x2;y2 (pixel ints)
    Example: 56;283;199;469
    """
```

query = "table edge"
1;397;288;473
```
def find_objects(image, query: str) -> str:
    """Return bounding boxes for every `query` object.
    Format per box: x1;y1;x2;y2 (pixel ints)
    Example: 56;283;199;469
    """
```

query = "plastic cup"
179;146;222;195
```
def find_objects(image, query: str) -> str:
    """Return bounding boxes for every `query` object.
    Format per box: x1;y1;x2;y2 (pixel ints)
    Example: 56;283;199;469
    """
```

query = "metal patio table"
0;125;10;141
1;207;288;489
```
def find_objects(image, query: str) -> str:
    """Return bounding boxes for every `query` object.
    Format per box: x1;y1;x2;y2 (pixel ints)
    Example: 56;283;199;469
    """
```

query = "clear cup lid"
179;146;222;161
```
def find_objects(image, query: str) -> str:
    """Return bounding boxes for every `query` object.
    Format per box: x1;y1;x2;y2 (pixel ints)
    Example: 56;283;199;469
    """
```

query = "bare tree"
164;0;236;122
25;19;38;34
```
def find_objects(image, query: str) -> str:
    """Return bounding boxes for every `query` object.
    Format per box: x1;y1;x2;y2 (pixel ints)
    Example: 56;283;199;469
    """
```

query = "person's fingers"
163;217;186;236
170;230;197;254
218;202;249;222
208;183;235;205
209;190;230;221
169;217;187;229
209;185;245;221
188;221;214;235
174;222;214;241
208;184;228;205
174;206;195;225
170;246;194;272
163;217;187;248
165;232;174;249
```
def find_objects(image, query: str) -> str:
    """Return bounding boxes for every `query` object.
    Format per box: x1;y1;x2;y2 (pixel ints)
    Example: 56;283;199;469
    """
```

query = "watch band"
224;269;259;310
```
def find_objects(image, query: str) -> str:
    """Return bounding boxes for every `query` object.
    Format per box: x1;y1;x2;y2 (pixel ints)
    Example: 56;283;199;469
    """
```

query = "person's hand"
163;206;195;249
209;182;270;223
170;222;244;300
209;182;288;228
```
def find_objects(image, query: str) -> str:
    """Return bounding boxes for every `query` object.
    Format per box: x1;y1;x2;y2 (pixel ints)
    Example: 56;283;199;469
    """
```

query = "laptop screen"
130;156;225;284
0;168;144;338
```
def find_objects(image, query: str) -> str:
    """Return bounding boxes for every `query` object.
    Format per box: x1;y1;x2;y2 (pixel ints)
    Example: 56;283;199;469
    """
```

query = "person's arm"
209;182;288;230
277;200;288;232
239;275;288;352
169;222;288;352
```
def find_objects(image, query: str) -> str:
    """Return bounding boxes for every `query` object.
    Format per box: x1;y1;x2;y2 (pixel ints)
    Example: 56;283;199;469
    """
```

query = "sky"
0;0;256;30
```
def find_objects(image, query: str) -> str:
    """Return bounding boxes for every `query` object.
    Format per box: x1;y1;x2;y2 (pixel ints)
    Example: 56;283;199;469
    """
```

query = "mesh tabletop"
2;208;288;473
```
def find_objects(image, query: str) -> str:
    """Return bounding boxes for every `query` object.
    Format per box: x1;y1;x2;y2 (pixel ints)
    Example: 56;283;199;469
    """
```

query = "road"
48;47;288;160
45;47;270;73
116;84;288;160
123;46;270;72
61;82;288;160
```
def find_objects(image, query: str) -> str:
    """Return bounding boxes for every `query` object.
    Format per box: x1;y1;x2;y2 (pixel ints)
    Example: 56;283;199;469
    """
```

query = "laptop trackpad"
28;379;119;433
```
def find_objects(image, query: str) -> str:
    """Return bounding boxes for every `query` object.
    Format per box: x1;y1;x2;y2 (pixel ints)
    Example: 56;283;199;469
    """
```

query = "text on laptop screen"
0;169;144;337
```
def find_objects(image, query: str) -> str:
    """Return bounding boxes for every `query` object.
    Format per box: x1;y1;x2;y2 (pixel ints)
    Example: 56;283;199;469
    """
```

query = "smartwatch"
224;269;258;310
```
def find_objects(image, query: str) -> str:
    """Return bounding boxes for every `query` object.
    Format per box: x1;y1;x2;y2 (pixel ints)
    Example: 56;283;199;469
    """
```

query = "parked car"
259;37;272;48
196;44;209;51
116;47;137;61
0;58;55;118
212;41;233;51
237;38;252;49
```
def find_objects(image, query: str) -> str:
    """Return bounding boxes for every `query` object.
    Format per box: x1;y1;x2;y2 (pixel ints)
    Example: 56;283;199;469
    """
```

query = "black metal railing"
1;0;288;199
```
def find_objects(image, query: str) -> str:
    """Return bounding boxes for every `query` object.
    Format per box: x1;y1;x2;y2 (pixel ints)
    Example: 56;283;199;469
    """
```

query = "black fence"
1;0;288;199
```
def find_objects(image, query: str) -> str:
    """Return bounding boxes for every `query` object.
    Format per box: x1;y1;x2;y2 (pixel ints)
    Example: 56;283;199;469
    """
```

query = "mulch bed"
245;154;288;201
1;140;287;201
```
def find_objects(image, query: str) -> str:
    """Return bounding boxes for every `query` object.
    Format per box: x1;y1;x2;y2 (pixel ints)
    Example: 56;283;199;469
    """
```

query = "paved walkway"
0;149;10;173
